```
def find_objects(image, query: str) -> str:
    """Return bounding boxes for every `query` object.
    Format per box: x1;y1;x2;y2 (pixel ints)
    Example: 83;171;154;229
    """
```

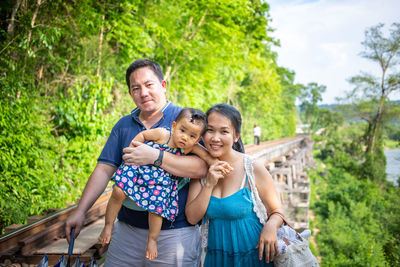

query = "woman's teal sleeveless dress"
204;175;274;267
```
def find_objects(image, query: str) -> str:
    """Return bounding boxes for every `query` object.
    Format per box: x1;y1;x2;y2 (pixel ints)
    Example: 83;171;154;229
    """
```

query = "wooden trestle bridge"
246;135;314;231
0;135;313;266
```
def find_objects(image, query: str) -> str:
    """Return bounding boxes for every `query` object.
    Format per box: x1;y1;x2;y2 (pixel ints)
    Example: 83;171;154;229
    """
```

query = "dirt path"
309;210;322;263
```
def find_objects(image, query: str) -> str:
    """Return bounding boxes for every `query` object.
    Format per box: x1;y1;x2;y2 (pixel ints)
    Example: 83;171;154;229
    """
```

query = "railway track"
244;135;306;155
0;190;111;266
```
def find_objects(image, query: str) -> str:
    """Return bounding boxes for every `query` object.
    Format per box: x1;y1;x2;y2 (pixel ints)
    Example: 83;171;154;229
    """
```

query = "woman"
185;104;284;266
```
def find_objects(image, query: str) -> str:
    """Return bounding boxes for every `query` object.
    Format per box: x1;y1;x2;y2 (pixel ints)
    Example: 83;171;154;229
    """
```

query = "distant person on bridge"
186;104;286;266
65;59;210;266
98;107;232;260
254;123;261;145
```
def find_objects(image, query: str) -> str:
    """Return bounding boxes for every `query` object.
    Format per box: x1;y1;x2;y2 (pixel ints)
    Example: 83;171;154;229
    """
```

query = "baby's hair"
175;108;207;134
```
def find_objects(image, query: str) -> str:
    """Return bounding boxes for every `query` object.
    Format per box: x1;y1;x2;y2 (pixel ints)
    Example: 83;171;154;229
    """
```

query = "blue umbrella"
66;228;75;267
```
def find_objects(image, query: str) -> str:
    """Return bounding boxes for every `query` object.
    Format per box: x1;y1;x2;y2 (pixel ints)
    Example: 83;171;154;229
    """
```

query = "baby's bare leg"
146;212;163;260
98;186;127;245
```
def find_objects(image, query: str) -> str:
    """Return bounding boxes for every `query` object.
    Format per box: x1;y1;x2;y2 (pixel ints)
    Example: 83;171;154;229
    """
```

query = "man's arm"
65;163;117;242
122;141;208;178
161;152;208;178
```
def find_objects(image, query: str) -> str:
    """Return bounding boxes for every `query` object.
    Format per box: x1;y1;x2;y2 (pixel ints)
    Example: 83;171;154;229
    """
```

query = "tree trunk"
27;0;42;47
366;61;388;154
7;0;22;36
366;97;385;154
95;1;106;116
164;65;172;81
21;0;41;91
97;4;105;77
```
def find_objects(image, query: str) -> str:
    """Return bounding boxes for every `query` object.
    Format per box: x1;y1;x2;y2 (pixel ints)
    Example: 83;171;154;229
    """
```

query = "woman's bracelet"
268;210;286;225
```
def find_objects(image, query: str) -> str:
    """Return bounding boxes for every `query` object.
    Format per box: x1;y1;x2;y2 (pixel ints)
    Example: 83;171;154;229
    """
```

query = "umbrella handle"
68;228;75;256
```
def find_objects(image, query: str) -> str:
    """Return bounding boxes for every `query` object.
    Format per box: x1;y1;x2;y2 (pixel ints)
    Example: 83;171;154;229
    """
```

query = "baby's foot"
145;238;158;260
98;225;113;245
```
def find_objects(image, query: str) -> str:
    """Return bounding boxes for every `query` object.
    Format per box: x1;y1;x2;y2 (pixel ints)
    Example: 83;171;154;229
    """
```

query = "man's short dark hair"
126;59;164;89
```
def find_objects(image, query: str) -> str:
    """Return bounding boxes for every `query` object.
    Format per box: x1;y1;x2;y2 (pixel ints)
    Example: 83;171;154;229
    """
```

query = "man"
253;123;261;145
65;59;207;266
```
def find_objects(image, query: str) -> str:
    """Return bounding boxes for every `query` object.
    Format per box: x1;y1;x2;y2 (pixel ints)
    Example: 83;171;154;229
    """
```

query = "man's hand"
64;163;116;243
122;141;159;165
65;209;85;243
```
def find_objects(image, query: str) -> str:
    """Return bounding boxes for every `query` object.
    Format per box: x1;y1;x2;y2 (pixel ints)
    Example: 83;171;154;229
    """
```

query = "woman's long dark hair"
206;103;245;153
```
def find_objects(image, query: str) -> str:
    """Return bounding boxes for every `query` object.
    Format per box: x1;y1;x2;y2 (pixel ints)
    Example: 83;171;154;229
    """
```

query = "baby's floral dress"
112;141;182;221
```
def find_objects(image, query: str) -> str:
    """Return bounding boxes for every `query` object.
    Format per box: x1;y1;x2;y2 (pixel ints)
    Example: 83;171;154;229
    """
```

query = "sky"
268;0;400;104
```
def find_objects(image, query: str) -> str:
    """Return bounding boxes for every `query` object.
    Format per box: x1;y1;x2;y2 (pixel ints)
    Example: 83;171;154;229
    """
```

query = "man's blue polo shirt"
98;102;193;230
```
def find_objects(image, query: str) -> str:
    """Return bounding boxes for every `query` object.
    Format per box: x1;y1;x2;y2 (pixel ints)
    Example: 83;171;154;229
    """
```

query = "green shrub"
0;76;116;234
312;151;399;265
53;76;114;138
0;93;69;231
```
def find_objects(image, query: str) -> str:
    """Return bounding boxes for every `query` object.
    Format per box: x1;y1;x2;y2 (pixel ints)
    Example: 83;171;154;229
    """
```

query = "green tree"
298;82;327;132
314;108;344;136
347;23;400;155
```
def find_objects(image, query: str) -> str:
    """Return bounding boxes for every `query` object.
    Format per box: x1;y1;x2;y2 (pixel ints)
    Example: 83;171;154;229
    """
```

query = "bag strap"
244;155;269;224
199;178;209;248
269;211;291;227
244;155;290;228
269;210;304;241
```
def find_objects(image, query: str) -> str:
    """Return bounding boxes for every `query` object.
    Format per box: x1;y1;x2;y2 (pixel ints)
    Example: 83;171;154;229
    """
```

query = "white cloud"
268;0;400;104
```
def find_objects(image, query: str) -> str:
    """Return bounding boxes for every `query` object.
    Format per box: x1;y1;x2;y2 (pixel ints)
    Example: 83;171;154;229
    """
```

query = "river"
385;149;400;186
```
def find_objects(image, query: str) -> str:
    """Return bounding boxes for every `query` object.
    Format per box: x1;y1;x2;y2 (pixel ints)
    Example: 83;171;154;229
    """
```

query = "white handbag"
273;223;319;267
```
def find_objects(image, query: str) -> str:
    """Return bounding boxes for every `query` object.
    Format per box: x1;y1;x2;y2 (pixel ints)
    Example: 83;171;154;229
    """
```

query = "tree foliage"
0;0;300;232
297;82;329;133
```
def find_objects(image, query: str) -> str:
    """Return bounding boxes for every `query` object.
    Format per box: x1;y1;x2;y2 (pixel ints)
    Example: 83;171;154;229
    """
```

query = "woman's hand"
219;161;233;176
257;222;279;263
205;161;231;187
252;159;283;262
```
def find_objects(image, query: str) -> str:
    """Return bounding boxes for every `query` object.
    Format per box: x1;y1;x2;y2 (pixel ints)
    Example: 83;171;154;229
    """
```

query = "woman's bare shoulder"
251;158;272;180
